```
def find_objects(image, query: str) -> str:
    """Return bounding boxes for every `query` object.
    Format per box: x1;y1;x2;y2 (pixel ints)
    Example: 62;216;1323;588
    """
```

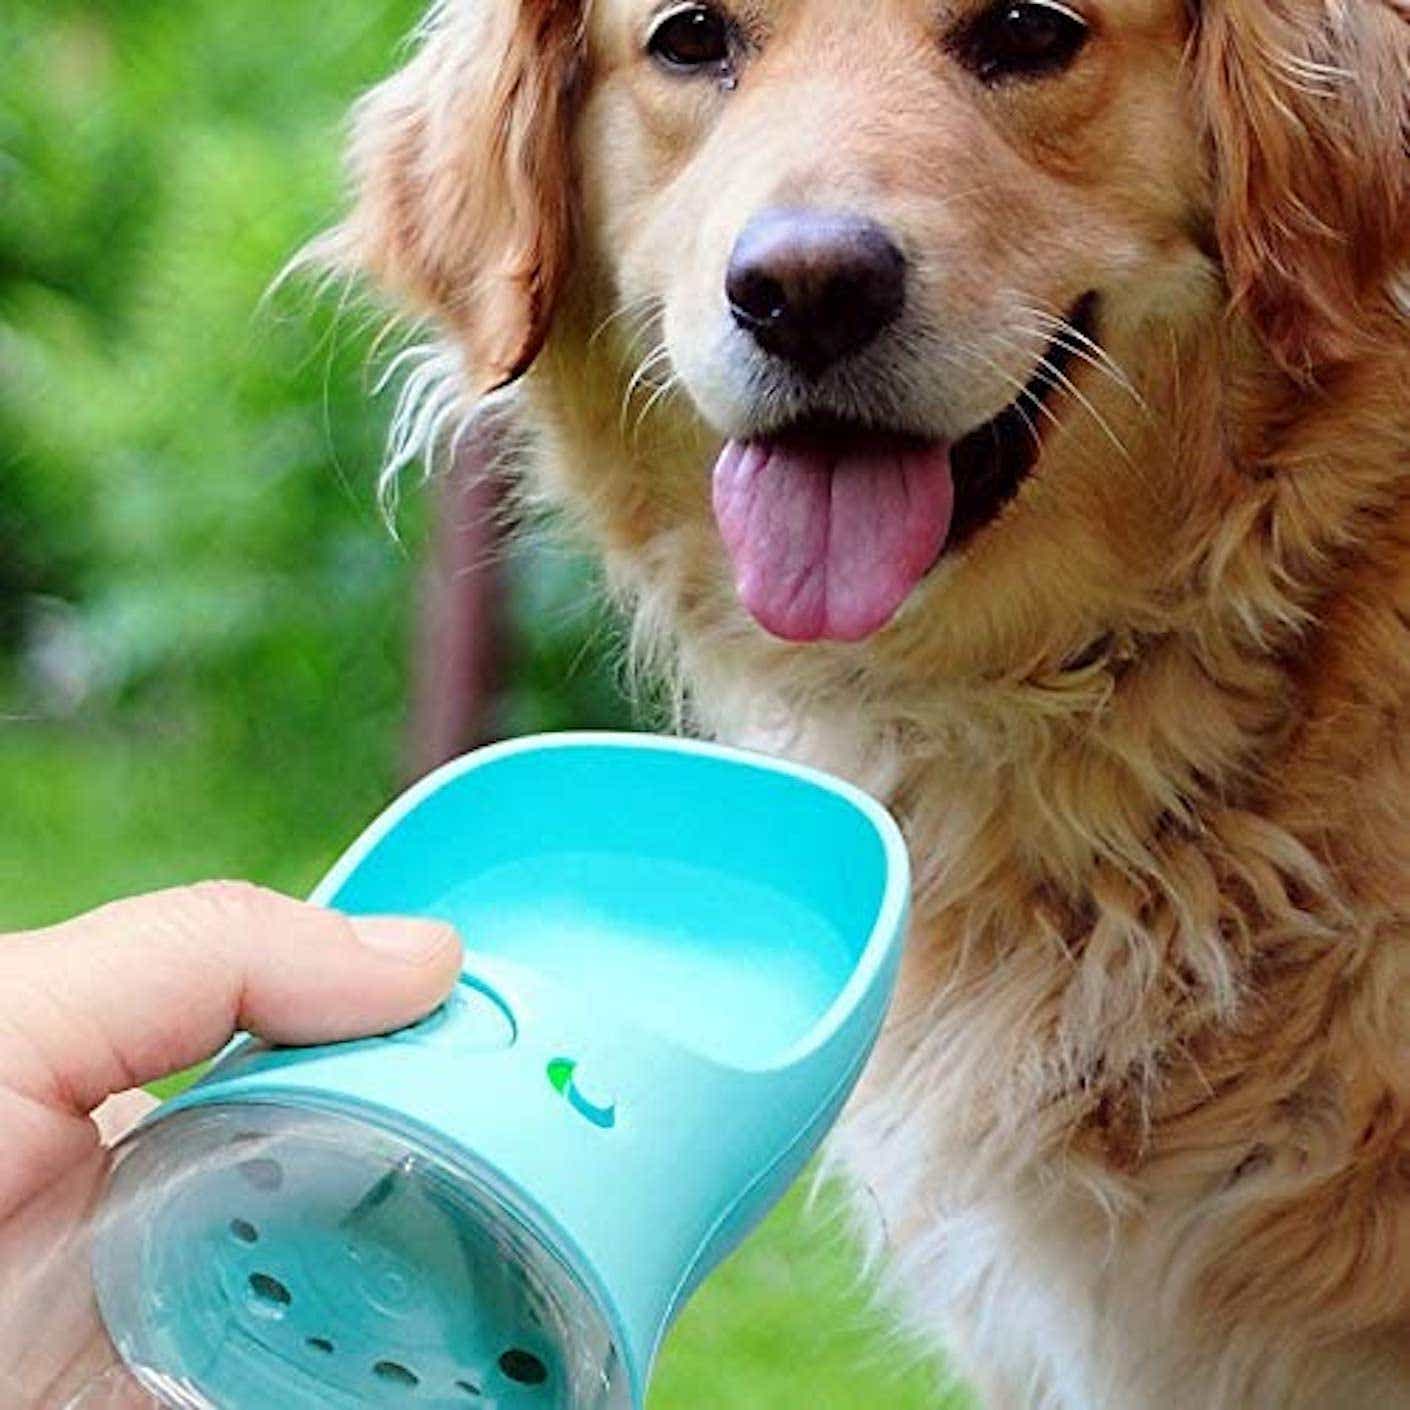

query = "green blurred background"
0;2;965;1404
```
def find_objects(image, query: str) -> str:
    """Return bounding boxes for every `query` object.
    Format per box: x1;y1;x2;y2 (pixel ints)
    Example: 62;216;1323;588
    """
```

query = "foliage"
0;0;624;738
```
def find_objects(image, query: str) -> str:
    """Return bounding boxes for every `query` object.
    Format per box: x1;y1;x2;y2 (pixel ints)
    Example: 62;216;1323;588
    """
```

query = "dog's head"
326;0;1410;671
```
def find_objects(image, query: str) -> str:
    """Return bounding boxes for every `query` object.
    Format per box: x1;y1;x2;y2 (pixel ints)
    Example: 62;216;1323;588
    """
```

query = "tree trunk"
406;417;510;779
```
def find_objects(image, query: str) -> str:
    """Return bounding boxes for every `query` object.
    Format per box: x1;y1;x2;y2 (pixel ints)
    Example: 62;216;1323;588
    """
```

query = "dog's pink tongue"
713;437;954;642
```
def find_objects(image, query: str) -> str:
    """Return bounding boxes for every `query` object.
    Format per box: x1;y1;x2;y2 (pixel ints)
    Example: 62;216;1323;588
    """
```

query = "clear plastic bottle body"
90;1104;631;1410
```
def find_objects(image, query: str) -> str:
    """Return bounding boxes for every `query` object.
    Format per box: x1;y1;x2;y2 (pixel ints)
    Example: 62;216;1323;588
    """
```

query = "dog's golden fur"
316;1;1410;1403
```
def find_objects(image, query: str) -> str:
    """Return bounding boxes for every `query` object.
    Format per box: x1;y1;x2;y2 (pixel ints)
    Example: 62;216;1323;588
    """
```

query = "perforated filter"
92;1103;630;1410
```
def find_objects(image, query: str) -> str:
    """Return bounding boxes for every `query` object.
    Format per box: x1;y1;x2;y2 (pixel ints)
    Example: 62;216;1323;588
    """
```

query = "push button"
392;977;516;1051
454;978;517;1049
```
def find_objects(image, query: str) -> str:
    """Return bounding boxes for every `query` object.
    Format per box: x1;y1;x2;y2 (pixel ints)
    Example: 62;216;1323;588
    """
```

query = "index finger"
0;883;461;1219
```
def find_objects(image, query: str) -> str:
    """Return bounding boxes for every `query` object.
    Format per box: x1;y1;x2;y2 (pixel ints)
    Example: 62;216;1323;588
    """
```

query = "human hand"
0;883;462;1409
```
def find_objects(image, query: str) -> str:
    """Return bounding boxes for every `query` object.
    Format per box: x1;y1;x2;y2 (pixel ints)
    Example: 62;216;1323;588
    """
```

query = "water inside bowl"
327;742;892;1071
431;851;852;1066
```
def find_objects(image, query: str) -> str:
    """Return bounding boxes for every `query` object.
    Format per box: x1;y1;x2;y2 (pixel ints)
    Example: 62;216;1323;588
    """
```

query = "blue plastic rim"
92;734;910;1410
317;732;907;1071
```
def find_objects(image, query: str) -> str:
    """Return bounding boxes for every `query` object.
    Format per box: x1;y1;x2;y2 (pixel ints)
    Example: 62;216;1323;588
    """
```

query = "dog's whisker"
1015;307;1133;386
619;341;675;437
620;345;671;416
992;330;1132;463
1013;316;1147;414
1034;357;1131;463
1035;352;1132;463
1021;304;1126;370
1019;306;1146;409
1012;322;1153;453
958;354;1046;452
967;346;1061;446
589;293;664;352
1004;396;1044;454
634;370;685;435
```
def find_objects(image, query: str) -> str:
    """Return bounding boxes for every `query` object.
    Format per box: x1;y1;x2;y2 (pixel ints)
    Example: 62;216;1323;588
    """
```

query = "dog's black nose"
726;210;907;377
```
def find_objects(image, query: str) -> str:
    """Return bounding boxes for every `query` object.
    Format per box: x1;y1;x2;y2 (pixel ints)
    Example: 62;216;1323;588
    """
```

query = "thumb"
0;883;461;1217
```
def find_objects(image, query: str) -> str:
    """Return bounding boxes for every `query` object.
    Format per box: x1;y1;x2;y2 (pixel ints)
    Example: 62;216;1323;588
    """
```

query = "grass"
0;725;967;1410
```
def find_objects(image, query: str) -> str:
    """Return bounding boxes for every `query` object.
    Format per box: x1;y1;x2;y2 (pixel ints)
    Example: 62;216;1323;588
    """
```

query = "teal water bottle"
92;734;910;1410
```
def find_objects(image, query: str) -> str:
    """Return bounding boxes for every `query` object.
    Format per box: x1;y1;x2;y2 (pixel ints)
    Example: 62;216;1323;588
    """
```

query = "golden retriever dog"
312;1;1410;1404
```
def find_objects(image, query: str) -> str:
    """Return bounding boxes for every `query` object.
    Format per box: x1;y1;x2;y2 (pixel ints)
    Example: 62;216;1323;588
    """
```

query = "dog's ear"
322;0;585;392
1194;0;1410;375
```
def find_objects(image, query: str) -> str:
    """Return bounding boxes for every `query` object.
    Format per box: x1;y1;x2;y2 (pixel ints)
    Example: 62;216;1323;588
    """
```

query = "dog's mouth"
712;294;1100;643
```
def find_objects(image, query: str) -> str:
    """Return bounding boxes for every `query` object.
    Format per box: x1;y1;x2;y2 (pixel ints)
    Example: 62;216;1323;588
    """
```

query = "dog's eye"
648;4;732;71
953;0;1090;83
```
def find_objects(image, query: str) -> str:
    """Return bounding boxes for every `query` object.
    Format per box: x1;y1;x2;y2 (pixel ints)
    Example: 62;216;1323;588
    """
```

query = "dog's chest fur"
761;652;1410;1410
795;723;1410;1410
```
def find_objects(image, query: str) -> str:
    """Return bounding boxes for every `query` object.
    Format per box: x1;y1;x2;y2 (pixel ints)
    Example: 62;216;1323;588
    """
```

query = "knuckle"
172;882;305;959
184;880;289;923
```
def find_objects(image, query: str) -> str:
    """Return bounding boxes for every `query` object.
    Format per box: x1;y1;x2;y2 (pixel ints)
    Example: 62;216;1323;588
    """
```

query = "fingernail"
351;917;460;964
